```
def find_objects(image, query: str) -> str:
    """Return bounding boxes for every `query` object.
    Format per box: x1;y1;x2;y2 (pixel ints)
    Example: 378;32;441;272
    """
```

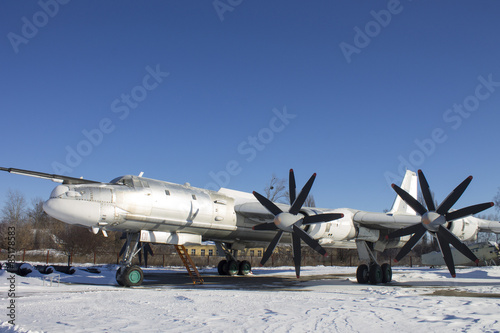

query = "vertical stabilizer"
388;170;418;215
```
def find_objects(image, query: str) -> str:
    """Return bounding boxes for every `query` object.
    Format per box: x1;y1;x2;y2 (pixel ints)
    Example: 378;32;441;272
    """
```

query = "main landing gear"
355;240;392;285
355;262;392;284
116;232;145;287
215;242;252;276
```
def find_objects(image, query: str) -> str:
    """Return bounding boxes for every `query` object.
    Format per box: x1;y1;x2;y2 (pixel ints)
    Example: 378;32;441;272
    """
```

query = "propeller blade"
394;226;426;262
253;223;279;231
418;170;436;211
303;213;344;224
445;202;494;222
260;230;283;266
436;232;456;277
292;232;301;278
436;176;473;215
387;223;424;239
289;169;296;205
292;225;327;256
289;173;316;215
437;226;479;263
253;191;283;216
391;183;427;216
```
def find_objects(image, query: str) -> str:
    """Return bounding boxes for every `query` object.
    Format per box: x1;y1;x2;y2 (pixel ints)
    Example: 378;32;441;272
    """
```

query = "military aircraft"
422;241;500;267
1;166;499;286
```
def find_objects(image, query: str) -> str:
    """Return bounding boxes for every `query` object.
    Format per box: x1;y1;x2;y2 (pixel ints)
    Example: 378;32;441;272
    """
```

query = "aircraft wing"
476;216;500;233
0;167;103;185
353;211;422;229
235;201;422;230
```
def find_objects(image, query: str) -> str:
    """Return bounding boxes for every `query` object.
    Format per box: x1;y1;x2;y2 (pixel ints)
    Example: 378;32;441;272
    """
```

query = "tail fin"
388;170;418;215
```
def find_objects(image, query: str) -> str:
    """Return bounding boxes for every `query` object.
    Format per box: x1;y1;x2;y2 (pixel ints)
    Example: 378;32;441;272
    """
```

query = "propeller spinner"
252;170;343;278
387;170;494;277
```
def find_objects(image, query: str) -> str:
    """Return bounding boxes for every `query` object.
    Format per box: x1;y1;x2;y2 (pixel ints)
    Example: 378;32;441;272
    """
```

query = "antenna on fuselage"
138;172;144;177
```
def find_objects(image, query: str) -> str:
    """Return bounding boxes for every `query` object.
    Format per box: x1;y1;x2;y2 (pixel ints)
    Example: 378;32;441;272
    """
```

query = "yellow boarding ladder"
174;245;204;285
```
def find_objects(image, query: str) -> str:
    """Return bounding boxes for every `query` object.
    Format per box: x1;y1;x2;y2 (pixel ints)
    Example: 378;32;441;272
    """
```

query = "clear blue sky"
1;0;500;214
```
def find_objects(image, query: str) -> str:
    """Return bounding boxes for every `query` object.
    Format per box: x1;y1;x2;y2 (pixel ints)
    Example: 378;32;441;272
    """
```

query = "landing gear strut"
116;232;145;287
215;242;252;276
355;241;392;284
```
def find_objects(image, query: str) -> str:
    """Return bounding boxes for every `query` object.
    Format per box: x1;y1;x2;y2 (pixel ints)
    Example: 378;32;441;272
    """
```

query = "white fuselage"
42;174;484;249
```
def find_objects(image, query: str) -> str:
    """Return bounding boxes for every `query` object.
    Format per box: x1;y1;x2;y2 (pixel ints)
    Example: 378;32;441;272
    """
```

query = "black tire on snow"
356;264;369;284
121;265;144;287
369;264;383;285
238;260;252;275
218;260;227;275
227;260;240;276
381;263;392;283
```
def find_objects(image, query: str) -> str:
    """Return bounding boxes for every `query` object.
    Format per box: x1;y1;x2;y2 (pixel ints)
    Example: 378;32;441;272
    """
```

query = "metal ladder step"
174;245;204;285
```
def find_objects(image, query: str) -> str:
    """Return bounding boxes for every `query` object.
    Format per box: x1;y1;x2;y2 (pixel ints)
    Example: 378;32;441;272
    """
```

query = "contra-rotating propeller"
387;170;494;277
252;170;344;278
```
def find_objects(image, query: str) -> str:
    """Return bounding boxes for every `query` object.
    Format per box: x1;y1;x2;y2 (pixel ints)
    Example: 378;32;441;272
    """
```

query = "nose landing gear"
116;232;145;287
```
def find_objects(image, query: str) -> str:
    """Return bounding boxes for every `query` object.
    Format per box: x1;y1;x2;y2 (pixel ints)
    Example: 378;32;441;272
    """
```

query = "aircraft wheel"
226;260;240;276
120;265;144;287
217;260;227;275
381;263;392;283
369;264;383;285
356;264;369;284
238;260;252;275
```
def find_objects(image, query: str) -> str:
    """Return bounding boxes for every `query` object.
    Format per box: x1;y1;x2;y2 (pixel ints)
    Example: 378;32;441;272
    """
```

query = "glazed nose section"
50;185;70;198
49;185;83;199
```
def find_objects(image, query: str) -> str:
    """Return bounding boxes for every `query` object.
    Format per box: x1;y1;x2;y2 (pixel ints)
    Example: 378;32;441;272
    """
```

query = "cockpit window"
110;177;124;184
110;176;134;187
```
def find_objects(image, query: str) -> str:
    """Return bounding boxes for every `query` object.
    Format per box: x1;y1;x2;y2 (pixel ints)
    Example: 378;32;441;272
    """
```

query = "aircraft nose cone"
43;198;101;226
43;198;71;222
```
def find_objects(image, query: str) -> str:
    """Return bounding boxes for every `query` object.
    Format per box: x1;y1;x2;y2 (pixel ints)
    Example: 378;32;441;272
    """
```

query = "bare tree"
494;189;500;215
264;174;288;203
55;224;109;255
0;189;33;250
28;198;60;249
263;173;317;207
1;189;27;225
304;195;316;207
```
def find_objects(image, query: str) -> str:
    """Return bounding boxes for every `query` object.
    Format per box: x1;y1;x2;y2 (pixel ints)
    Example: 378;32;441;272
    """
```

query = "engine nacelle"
447;218;479;242
301;208;356;241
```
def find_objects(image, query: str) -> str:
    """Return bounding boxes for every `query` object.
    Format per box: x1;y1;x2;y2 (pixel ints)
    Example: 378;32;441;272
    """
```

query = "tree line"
0;189;123;255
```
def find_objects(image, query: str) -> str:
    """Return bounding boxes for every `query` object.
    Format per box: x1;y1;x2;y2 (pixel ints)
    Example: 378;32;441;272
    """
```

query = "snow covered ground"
1;264;500;332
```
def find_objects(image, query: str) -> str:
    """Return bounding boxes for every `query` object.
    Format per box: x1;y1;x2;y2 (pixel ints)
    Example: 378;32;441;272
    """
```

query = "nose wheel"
116;232;145;287
116;265;144;287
